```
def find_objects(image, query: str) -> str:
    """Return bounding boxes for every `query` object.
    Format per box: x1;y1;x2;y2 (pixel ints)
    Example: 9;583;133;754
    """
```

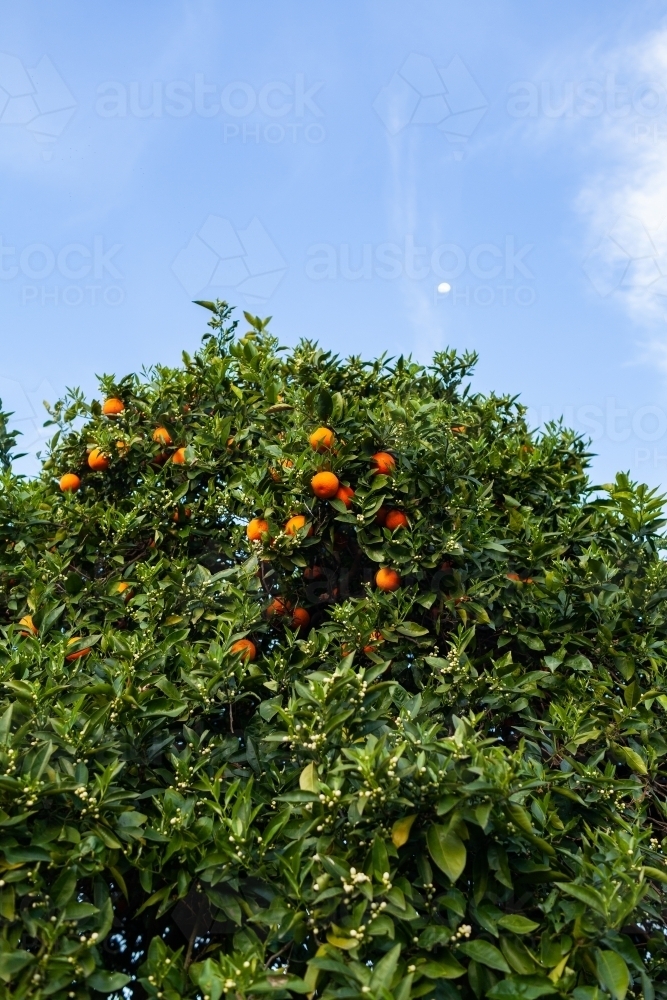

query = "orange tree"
1;300;667;1000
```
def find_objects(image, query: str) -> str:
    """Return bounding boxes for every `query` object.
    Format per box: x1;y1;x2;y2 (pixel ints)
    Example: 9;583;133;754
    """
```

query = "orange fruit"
59;473;80;493
65;638;91;662
363;630;384;654
88;448;109;471
116;440;128;453
230;638;257;662
371;452;396;475
114;581;133;600
311;471;339;499
285;515;312;537
335;485;355;508
385;510;409;531
290;607;310;630
269;458;294;482
226;436;235;450
309;427;335;452
375;506;388;526
153;427;172;446
451;425;466;434
375;567;401;592
171;447;187;464
102;398;125;416
506;572;521;582
267;597;291;618
304;566;323;580
172;507;191;523
247;518;269;542
18;614;37;636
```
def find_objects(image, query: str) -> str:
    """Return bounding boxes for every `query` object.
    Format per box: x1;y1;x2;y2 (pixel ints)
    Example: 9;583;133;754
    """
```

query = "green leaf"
459;940;511;972
420;956;466;979
555;882;606;915
88;971;132;992
617;746;648;775
299;762;318;792
371;943;401;993
497;915;540;935
427;824;467;882
596;950;630;1000
487;975;558;999
396;621;430;637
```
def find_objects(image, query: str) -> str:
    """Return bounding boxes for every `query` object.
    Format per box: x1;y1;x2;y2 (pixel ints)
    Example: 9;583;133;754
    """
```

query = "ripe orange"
18;614;37;636
304;566;323;580
451;425;466;434
171;447;187;464
59;473;80;493
285;515;312;537
102;398;125;416
153;427;172;446
335;485;355;508
267;597;290;618
309;427;335;452
114;581;133;600
230;638;257;662
385;510;409;531
269;458;294;482
172;507;191;523
371;452;396;475
65;638;91;662
375;567;401;592
88;448;109;471
290;607;310;630
506;572;521;582
375;506;388;526
247;518;269;542
311;471;339;499
363;629;384;654
116;440;129;453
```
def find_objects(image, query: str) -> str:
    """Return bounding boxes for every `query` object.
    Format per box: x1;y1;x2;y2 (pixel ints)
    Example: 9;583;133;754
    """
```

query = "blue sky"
2;1;667;486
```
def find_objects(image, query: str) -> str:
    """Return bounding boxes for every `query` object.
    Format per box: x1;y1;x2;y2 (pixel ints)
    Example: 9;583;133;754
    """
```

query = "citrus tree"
1;301;667;1000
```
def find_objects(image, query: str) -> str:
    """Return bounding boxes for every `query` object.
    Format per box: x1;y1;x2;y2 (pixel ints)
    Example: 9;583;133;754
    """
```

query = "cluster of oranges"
58;398;187;493
244;427;407;654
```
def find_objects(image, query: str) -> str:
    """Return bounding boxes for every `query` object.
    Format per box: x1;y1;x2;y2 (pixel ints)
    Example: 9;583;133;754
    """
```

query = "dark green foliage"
0;302;666;999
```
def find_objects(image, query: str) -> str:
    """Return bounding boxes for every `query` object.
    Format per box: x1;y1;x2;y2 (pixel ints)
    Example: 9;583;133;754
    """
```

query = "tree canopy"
1;301;667;1000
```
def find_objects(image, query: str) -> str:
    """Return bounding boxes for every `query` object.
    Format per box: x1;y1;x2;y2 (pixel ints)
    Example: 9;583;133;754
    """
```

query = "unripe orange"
290;607;310;630
311;471;339;499
247;518;269;542
18;614;38;636
102;397;125;416
88;448;109;471
153;426;172;446
309;427;335;452
385;510;409;531
171;447;187;464
375;567;401;592
285;515;312;537
335;485;355;508
230;638;256;661
371;452;396;475
59;473;80;493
